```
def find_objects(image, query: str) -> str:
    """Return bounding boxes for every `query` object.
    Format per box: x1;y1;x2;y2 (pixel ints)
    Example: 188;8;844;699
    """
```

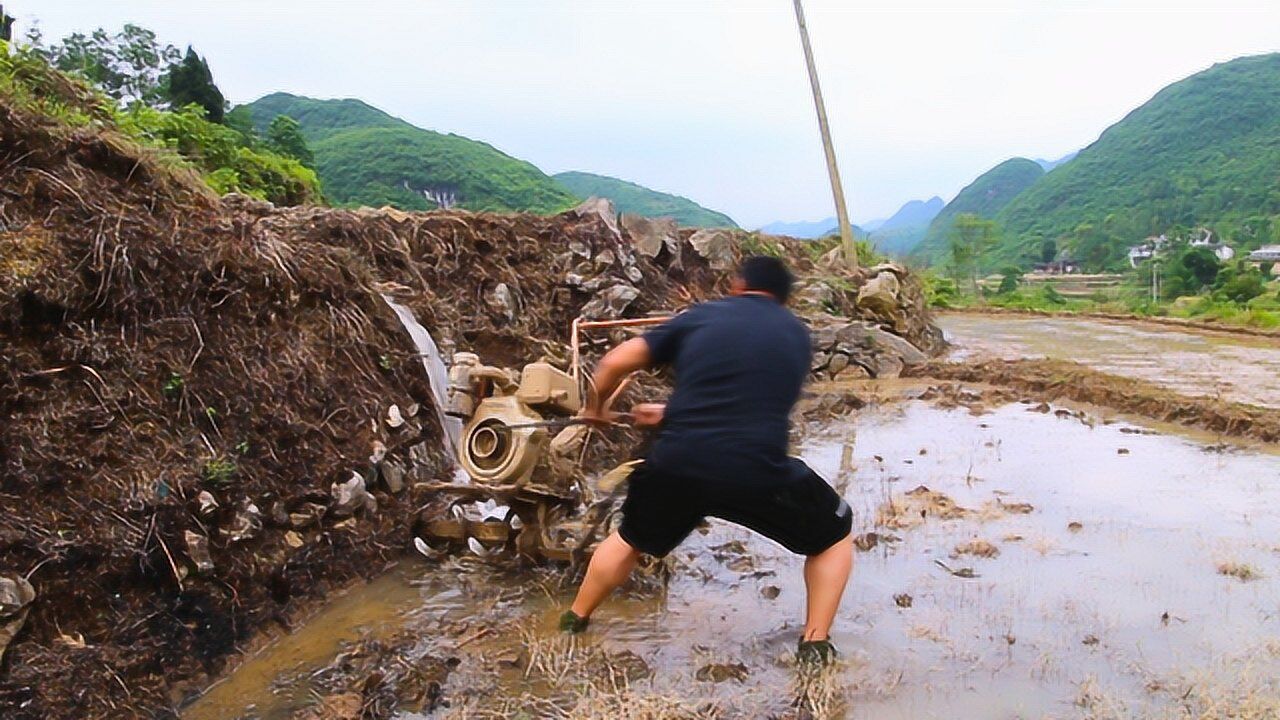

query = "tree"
36;24;179;106
1179;247;1219;289
224;105;257;145
1039;237;1057;264
947;213;999;295
266;115;314;167
162;46;225;122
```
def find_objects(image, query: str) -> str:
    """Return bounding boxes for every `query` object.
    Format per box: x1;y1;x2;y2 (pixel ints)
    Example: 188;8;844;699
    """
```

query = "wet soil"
184;398;1280;719
939;313;1280;408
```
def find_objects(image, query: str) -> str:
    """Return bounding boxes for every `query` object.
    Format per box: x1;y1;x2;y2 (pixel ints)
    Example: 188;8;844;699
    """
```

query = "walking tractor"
415;316;669;565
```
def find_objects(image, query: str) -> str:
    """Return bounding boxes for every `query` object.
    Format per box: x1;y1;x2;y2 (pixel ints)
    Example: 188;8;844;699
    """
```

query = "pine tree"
163;46;225;122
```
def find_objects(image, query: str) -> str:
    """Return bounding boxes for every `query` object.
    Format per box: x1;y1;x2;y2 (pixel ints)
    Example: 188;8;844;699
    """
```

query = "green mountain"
553;171;737;228
912;158;1045;264
242;93;578;214
993;53;1280;268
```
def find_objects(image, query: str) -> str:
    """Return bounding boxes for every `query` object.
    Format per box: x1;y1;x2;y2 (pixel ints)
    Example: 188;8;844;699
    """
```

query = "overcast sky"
19;1;1280;228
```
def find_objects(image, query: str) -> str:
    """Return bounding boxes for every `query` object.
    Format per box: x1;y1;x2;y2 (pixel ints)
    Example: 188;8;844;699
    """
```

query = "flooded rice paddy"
188;396;1280;719
938;313;1280;409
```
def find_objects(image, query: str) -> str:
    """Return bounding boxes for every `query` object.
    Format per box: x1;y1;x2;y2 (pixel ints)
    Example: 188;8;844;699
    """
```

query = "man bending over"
562;255;854;663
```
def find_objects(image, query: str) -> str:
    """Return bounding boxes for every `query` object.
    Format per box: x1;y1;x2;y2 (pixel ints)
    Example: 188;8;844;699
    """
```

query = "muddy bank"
0;62;942;719
938;306;1280;341
907;358;1280;444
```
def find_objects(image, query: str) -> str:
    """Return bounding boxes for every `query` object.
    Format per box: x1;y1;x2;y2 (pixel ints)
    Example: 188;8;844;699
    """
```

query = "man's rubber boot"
796;638;838;665
559;610;590;634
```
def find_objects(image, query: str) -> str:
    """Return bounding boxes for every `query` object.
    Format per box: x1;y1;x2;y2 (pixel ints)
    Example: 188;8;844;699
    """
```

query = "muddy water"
939;312;1280;408
185;400;1280;719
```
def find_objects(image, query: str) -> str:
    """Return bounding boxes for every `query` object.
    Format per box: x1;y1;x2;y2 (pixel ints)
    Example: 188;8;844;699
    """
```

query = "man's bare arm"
583;337;652;421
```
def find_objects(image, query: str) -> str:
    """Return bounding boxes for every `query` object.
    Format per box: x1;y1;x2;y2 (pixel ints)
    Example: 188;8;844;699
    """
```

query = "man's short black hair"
737;255;794;303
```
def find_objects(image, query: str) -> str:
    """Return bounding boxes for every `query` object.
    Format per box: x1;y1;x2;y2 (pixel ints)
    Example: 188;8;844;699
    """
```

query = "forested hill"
553;171;738;228
992;53;1280;268
242;93;578;214
912;158;1044;264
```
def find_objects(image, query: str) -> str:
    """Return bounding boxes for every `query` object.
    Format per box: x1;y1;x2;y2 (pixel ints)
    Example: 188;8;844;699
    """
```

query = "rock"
571;197;622;242
568;238;592;259
386;404;405;429
184;531;215;574
284;531;305;549
810;351;831;372
695;661;749;683
580;284;639;319
856;270;901;316
894;593;913;608
197;490;219;517
867;353;904;379
595;249;616;266
810;323;839;350
835;323;928;367
827;353;850;378
270;500;289;526
487;282;516;321
0;574;36;663
290;502;327;528
331;472;376;517
835;364;871;381
369;440;387;465
688;229;736;270
381;460;405;494
227;502;262;543
625;265;644;283
621;213;678;258
760;585;781;600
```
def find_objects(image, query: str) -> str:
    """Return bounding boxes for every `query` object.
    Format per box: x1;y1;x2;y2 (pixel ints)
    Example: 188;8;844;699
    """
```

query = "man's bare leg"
801;533;854;641
570;531;642;619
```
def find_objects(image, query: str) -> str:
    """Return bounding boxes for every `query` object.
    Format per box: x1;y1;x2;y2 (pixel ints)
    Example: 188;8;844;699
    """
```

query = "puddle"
185;401;1280;719
939;313;1280;408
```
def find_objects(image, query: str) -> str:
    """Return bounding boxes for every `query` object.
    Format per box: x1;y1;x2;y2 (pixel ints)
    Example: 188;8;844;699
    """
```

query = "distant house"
1249;244;1280;265
1187;228;1235;261
1127;235;1166;268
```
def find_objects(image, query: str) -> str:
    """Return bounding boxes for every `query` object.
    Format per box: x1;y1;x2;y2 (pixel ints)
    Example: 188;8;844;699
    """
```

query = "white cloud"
19;0;1280;228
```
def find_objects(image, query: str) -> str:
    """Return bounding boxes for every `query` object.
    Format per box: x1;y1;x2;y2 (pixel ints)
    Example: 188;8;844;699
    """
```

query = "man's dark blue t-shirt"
641;295;811;482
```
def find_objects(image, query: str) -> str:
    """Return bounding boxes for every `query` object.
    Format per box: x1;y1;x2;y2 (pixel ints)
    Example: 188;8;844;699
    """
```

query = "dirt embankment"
937;306;1280;342
907;358;1280;444
0;69;942;718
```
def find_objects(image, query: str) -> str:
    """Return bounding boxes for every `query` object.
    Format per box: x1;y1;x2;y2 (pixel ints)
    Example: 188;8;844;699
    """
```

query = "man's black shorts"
617;458;853;558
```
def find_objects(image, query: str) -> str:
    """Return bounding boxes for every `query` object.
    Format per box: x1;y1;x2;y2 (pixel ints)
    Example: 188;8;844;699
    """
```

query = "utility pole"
792;0;857;269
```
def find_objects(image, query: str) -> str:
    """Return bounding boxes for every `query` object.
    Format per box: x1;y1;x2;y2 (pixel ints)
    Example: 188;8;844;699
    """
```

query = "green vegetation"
244;93;579;214
913;158;1044;264
552;171;737;228
934;231;1280;330
164;46;225;122
13;27;320;206
990;53;1280;269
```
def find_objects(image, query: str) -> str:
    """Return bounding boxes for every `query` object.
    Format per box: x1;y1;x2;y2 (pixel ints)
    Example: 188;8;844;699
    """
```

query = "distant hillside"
912;158;1045;264
757;217;837;238
242;93;578;214
553;171;737;228
1035;151;1078;172
994;53;1280;268
863;197;944;257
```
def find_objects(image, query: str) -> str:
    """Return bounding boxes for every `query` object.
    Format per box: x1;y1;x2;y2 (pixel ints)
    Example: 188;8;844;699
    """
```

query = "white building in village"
1249;244;1280;264
1187;228;1235;261
1128;230;1235;268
